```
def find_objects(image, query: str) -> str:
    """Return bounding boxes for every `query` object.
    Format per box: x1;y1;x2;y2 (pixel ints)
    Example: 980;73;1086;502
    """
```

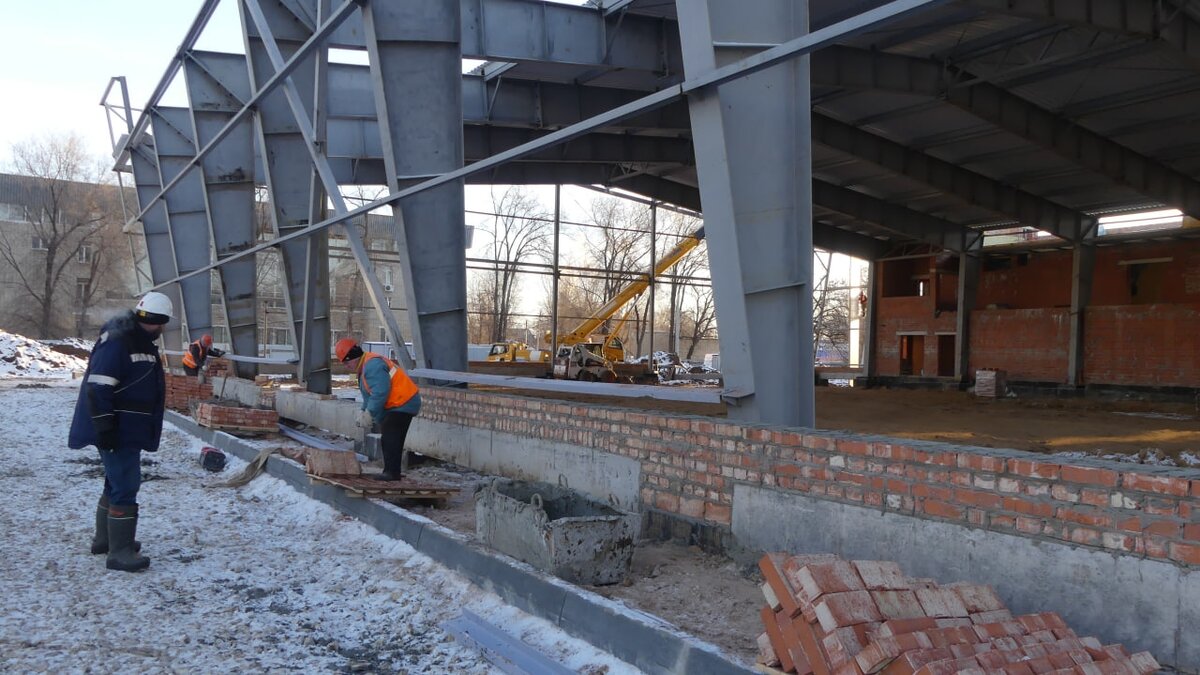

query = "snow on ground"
0;383;640;674
1053;449;1200;468
0;330;88;377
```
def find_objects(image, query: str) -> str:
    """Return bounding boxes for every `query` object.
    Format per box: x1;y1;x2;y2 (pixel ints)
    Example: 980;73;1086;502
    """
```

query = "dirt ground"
478;385;1200;464
399;461;764;666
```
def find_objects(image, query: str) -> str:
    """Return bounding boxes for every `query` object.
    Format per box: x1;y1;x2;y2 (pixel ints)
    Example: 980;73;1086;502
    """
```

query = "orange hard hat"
201;334;213;347
335;337;359;362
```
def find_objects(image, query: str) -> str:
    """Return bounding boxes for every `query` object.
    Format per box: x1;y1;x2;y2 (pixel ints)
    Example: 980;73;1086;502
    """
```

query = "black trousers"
183;365;200;376
380;411;414;473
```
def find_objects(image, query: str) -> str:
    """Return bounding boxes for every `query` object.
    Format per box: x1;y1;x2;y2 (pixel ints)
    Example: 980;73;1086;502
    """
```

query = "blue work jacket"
68;312;167;452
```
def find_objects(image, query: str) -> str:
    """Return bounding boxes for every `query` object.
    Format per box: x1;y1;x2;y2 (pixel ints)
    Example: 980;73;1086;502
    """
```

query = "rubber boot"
91;495;140;555
106;504;150;572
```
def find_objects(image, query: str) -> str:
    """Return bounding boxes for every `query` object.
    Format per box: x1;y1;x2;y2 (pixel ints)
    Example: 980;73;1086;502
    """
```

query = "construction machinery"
549;227;706;383
484;341;548;363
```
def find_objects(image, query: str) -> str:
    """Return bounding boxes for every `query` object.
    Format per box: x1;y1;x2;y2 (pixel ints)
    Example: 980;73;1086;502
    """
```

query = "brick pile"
194;401;279;433
756;553;1159;675
166;374;212;413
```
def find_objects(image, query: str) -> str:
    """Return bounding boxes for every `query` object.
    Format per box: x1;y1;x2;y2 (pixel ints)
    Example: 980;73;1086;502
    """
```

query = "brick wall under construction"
421;386;1200;570
871;239;1200;388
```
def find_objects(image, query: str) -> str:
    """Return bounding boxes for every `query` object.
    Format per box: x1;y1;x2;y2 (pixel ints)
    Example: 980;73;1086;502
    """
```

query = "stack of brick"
974;369;1006;398
756;553;1160;675
166;374;212;413
194;401;279;433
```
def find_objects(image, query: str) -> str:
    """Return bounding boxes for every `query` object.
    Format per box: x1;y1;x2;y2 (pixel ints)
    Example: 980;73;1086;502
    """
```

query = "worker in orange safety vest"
182;334;224;376
336;338;421;481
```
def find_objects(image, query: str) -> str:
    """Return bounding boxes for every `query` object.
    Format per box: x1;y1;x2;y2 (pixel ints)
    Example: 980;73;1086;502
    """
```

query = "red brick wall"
873;242;1200;384
166;374;212;412
1084;304;1200;387
422;387;1200;568
875;296;957;377
968;309;1070;382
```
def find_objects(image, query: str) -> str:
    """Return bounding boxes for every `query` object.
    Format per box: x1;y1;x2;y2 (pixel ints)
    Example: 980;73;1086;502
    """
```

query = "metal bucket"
475;478;638;585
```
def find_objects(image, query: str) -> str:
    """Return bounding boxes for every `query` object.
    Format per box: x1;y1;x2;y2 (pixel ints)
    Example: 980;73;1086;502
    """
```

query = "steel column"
677;0;814;425
184;51;260;376
361;0;468;371
954;246;980;383
149;107;214;342
127;139;186;350
1068;241;1096;387
242;0;334;392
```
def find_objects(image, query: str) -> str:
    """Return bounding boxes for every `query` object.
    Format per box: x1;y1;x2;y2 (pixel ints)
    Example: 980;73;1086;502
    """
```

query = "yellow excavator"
549;226;705;382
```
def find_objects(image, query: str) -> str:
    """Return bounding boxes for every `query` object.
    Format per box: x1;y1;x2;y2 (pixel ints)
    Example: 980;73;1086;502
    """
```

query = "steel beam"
242;1;335;392
810;45;1200;219
145;0;950;295
127;139;186;350
957;0;1200;72
361;0;468;373
183;51;259;377
811;113;1093;241
813;180;980;253
149;107;214;342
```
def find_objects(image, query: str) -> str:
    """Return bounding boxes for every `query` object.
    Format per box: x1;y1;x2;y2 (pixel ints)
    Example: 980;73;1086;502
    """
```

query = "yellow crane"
552;226;706;363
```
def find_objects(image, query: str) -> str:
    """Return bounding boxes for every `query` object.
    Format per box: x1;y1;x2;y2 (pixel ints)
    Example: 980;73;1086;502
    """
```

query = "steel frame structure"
102;0;1200;425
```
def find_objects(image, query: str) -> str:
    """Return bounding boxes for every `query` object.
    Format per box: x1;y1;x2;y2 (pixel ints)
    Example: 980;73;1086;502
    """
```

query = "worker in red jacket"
336;338;421;481
182;334;224;376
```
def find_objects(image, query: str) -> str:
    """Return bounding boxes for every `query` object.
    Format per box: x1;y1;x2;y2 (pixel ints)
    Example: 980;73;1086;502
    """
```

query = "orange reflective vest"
359;352;418;409
182;340;206;369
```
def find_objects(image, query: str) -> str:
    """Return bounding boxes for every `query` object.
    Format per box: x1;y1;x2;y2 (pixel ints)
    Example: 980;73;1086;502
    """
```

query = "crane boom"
559;227;705;346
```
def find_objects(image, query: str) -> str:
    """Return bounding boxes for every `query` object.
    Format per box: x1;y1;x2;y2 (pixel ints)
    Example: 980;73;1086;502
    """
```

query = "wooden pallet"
307;473;459;501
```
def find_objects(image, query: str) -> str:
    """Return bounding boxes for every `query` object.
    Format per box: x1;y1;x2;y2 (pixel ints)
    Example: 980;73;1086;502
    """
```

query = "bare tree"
679;284;718;361
0;134;116;338
477;187;551;342
73;217;124;337
813;251;851;363
652;211;707;354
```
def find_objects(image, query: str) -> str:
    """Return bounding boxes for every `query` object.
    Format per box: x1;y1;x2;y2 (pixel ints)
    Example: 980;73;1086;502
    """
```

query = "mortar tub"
475;479;639;586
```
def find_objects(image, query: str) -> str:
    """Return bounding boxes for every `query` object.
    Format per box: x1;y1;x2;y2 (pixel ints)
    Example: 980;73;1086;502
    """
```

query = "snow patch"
0;329;88;378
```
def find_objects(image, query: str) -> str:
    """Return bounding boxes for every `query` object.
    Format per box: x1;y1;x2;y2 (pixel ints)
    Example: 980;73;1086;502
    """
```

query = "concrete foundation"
275;389;363;441
732;483;1200;670
409;419;641;512
476;479;639;585
209;376;263;407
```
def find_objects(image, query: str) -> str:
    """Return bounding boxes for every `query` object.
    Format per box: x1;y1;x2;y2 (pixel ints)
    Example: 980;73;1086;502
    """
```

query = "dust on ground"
473;385;1200;462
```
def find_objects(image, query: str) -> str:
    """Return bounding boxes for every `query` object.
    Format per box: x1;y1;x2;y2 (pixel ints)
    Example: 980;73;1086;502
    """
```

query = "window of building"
382;266;393;288
269;327;292;345
76;279;89;301
77;245;93;263
31;235;47;251
379;327;386;342
213;326;230;344
0;203;26;222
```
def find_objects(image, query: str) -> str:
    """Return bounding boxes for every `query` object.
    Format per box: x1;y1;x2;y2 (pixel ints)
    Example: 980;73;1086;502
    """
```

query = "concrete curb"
167;411;753;675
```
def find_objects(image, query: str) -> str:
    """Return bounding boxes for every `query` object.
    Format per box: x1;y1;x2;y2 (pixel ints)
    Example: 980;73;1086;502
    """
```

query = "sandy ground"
477;385;1200;463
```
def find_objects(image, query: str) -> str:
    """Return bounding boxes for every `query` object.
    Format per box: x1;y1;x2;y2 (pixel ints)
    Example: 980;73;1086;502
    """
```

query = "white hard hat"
133;291;173;325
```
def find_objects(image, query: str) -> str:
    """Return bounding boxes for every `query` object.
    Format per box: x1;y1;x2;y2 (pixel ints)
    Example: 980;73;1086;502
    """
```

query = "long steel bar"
409;369;722;404
147;0;947;289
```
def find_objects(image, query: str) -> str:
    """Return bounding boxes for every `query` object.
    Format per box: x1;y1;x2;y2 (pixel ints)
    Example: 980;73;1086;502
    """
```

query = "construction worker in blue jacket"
335;338;420;481
68;292;172;572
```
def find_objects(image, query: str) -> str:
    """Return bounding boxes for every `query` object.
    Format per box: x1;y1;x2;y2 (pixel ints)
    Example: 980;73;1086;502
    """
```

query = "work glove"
357;410;375;431
97;427;119;451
